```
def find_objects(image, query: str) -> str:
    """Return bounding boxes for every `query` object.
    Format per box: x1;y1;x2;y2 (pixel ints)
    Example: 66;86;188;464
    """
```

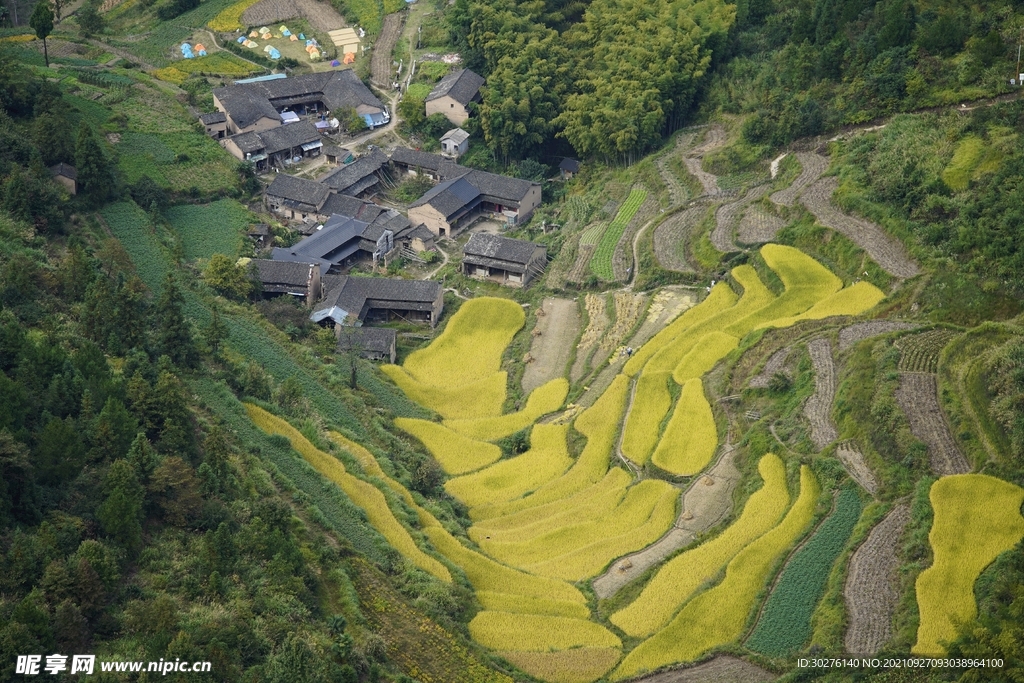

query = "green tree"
96;458;145;549
77;2;104;37
203;253;252;301
90;397;139;462
204;307;229;356
148;456;202;527
156;274;196;367
34;416;86;485
29;1;53;68
74;123;113;206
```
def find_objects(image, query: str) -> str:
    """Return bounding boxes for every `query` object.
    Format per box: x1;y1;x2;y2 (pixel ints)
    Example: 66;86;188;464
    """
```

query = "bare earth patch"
653;204;706;272
371;13;403;86
835;440;878;496
241;0;347;33
626;656;776;683
522;298;581;394
844;504;910;655
736;206;787;245
748;347;792;389
656;132;698;205
838;321;919;352
805;338;839;450
711;184;771;252
895;373;970;475
769;151;829;207
683;125;726;196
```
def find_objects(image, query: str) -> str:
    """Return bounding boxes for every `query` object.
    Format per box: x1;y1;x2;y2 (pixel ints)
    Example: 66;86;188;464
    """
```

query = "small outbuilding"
250;258;323;307
559;158;580;179
440;128;470;158
337;326;397;363
49;163;77;195
462;233;547;287
199;111;228;139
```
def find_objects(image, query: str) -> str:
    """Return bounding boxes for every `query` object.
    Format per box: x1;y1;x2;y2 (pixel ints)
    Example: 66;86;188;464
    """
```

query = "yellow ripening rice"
671;331;740;384
469;469;632;542
613;466;820;679
757;280;886;330
380;365;508;419
471;374;630;522
244;404;452;582
444;424;573;508
497;648;622;683
624;282;738;377
423;525;587;605
395;418;502;475
651;379;718;476
469;611;621;652
611;453;789;637
476;591;591;619
402;297;525;387
445;378;569;441
724;244;842;336
913;474;1024;655
525;485;679;581
621;372;672;465
479;480;676;567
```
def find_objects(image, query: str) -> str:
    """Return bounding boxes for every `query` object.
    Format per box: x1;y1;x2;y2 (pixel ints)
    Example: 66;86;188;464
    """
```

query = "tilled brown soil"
769;151;829;207
242;0;346;33
838;320;918;352
683;125;726;196
748;347;792;389
736;206;786;244
844;504;910;655
626;656;776;683
805;338;839;450
835;440;878;496
895;372;970;475
656;132;698;206
653;204;706;272
522;298;580;394
371;13;403;86
711;184;771;252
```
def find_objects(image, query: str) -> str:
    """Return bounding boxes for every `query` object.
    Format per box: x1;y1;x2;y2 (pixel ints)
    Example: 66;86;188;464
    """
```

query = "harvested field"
804;338;839;449
592;444;742;599
896;329;959;373
683;125;725;196
748;347;791;389
653;204;705;272
839;320;919;351
736;206;786;244
844;504;910;655
613;192;658;280
711;184;770;252
523;298;581;394
567;244;596;284
656;132;698;205
800;177;920;279
895;372;970;475
628;656;776;683
769;151;829;207
241;0;346;33
572;294;610;381
600;292;647;352
835;440;878;495
371;13;403;86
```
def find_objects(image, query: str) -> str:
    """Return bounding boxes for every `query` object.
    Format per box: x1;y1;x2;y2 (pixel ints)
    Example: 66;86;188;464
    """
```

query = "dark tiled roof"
213;88;279;129
248;223;271;235
252;259;313;292
284;214;370;264
319;149;389;195
338;326;396;355
199;111;227;125
409;176;479;217
257;121;321;155
227;130;265;155
462;169;537;204
559;158;580;172
49;163;77;180
463;233;542;268
266;174;331;209
270;248;332;277
313;276;442;323
426;68;484;106
389;147;463;177
322;145;350;158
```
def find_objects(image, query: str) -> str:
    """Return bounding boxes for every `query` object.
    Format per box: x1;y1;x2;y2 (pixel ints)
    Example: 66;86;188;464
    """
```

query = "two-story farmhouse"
425;69;484;126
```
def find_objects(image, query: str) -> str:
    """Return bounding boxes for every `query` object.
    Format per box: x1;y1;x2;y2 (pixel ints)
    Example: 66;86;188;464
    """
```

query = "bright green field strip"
611;453;789;637
470;374;630;522
590;188;648;280
746;488;862;656
445;424;573;508
402;297;524;387
759;281;885;330
394;418;502;475
479;480;675;567
942;137;985;192
613;466;820;679
469;612;621;652
621;372;672;465
381;365;508;419
913;474;1024;655
579;223;606;246
101;200;169;293
164;199;252;260
651;379;717;476
445;378;569;441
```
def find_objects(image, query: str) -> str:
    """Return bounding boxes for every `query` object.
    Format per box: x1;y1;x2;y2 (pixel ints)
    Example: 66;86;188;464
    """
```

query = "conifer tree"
96;459;145;550
74;123;113;207
155;274;196;367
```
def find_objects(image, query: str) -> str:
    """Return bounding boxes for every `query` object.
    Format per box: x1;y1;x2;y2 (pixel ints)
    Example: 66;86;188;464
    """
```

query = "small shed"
337;326;397;363
323;145;353;165
199;111;228;139
462;233;547;288
49;163;77;195
247;223;271;247
559;158;580;179
440;128;470;158
251;258;322;307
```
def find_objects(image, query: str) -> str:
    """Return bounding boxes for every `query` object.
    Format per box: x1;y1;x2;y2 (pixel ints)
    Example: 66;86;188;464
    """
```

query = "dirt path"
748;347;791;389
592;443;742;598
86;38;160;72
805;338;839;450
799;177;920;279
371;13;404;87
769;151;829;207
838;320;919;352
835;440;878;496
522;298;581;394
626;656;776;683
895;372;970;475
422;243;448;280
844;504;910;655
653;203;707;272
711;183;771;252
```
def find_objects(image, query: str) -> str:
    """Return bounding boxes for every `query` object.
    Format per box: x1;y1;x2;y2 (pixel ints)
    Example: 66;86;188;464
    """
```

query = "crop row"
381;366;508;419
444;424;573;508
469;611;621;652
578;222;605;246
394;418;502;475
611;454;790;636
613;466;820;679
651;379;717;476
244;403;453;581
497;648;622;683
164;198;251;260
913;474;1024;655
589;188;648;280
746;487;862;656
445;378;568;441
897;329;960;373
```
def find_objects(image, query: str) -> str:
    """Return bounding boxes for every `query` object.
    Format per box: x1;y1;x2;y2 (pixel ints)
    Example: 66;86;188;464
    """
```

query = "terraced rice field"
769;151;829;207
711;184;771;252
445;378;569;441
590;187;648;280
835;441;878;495
653;204;705;272
651;379;718;475
748;347;791;389
804;338;839;450
839;320;918;351
895;372;970;475
736;206;787;244
896;329;959;373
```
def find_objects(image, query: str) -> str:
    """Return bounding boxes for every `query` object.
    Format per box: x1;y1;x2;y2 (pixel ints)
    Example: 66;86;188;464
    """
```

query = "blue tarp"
198;49;207;56
268;48;281;59
237;36;246;43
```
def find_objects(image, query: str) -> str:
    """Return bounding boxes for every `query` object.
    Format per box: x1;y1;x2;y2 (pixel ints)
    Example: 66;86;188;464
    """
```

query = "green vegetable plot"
590;188;647;280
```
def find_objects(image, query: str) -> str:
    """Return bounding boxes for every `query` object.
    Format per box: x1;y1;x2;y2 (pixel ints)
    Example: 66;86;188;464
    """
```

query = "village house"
389;147;462;181
247;223;271;248
318;148;391;198
271;203;410;271
212;70;388;135
311;276;444;328
559;158;580;179
407;169;541;237
223;121;323;169
199;111;228;139
323;145;353;165
265;174;332;221
250;259;322;307
425;68;485;126
337;326;397;363
440;128;470;158
462;233;547;287
49;163;77;195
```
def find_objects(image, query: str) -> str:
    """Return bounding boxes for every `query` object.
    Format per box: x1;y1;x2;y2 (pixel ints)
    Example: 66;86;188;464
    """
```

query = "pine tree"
203;308;228;357
29;1;53;67
74;123;113;207
96;459;144;550
155;274;196;367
